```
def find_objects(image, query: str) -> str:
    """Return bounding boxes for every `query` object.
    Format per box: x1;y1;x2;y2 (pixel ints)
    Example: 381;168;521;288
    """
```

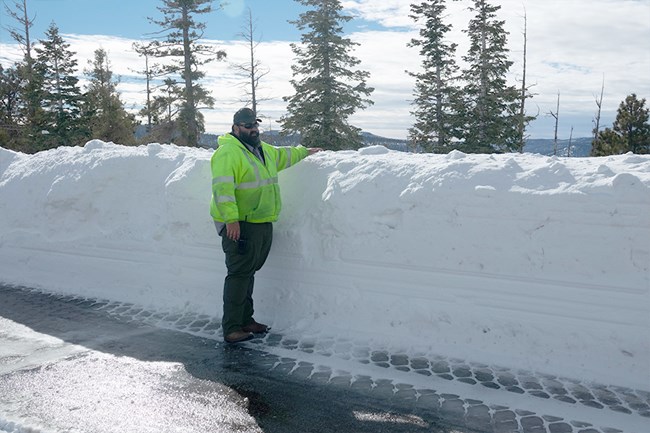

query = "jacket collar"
227;133;265;163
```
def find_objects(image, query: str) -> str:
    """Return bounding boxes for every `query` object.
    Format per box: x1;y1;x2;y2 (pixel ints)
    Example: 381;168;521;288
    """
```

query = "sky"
1;0;649;140
0;141;648;431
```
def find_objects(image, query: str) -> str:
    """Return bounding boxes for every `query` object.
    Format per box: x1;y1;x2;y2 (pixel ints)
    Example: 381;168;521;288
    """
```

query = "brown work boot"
242;320;270;334
224;330;253;343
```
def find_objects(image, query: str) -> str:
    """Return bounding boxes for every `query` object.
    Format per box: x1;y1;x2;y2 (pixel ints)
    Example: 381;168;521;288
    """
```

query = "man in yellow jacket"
211;108;322;343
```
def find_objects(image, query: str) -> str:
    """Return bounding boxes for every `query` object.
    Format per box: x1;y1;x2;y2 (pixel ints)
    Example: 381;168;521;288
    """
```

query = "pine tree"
281;0;374;150
613;94;649;154
407;0;462;153
148;0;226;146
34;23;88;150
3;0;42;152
83;48;137;145
459;0;519;153
593;94;650;155
0;65;23;148
591;128;626;156
146;78;184;144
11;62;47;153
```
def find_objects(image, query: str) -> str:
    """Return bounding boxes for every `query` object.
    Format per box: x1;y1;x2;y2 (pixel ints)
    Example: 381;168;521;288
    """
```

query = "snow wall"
0;140;648;390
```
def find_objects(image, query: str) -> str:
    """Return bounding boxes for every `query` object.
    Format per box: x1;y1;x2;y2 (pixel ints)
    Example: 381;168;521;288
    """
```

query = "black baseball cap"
233;108;261;125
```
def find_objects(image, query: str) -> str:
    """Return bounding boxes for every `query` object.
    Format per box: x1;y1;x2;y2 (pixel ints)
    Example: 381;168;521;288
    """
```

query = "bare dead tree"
547;92;560;155
567;126;573;157
232;8;271;117
593;75;605;140
517;8;529;153
132;41;159;133
590;75;607;155
3;0;34;63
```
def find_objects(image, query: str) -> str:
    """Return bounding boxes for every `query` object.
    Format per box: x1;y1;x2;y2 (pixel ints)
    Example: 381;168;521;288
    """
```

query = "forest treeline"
1;0;648;155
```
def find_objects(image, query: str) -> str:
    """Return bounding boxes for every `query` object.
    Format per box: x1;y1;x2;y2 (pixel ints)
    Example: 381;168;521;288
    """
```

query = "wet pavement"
0;284;469;433
1;284;648;433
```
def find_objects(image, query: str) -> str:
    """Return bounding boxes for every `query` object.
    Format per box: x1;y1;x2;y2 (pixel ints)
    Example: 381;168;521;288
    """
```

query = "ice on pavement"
0;140;648;395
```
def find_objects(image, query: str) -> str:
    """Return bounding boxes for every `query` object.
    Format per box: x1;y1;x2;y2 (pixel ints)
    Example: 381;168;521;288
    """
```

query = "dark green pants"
220;222;273;335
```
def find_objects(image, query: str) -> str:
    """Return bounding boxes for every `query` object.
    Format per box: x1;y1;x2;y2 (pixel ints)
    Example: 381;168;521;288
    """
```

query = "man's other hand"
226;222;240;241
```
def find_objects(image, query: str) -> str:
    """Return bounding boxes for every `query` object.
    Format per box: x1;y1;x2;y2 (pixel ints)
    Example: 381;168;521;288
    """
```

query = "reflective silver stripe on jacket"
212;146;280;206
215;194;236;203
212;176;236;204
212;176;234;184
237;177;278;190
277;147;292;170
234;146;279;190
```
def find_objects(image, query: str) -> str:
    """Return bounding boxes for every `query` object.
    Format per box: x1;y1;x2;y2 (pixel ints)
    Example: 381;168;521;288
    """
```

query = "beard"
238;129;261;147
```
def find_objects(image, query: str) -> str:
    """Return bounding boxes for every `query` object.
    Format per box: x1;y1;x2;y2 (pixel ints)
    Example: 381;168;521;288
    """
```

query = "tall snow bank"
0;141;648;389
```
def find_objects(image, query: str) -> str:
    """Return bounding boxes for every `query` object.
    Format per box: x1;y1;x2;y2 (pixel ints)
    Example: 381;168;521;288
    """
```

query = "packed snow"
0;140;648;399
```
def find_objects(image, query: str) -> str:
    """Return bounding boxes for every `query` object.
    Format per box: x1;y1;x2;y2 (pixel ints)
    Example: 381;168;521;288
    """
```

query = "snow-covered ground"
1;140;648;431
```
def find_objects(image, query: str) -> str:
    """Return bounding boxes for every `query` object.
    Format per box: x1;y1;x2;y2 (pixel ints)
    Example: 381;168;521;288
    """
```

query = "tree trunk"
182;5;197;146
517;11;528;153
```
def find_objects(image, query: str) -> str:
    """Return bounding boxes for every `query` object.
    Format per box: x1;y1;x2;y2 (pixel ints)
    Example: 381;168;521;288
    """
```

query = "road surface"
1;284;648;432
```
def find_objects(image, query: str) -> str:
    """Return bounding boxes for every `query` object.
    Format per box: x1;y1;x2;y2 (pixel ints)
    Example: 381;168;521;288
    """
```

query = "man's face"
236;122;260;146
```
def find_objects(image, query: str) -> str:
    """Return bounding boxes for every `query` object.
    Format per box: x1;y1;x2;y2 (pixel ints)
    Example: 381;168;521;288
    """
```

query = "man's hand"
226;222;240;241
308;147;323;155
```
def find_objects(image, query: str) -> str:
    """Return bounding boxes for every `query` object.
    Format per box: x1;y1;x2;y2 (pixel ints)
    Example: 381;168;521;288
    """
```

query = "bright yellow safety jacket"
210;133;309;223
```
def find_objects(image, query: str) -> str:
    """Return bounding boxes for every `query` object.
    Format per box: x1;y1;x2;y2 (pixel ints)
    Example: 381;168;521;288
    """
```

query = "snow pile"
0;140;648;390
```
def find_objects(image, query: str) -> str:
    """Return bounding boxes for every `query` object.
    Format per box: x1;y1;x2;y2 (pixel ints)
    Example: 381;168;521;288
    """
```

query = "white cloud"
341;0;413;28
222;0;246;19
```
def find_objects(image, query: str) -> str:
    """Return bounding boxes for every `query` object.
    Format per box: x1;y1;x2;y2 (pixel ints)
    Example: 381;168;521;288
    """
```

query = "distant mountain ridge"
137;125;592;156
523;137;592;157
258;131;594;156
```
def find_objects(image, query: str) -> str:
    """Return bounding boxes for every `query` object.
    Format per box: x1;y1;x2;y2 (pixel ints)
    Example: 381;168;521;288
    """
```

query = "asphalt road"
0;284;458;433
2;285;647;433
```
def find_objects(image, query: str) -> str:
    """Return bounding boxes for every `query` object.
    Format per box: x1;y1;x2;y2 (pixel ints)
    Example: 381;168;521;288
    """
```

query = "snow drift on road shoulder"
0;140;648;390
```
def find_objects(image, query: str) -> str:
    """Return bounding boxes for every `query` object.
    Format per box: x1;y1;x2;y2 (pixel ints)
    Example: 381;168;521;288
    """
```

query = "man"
210;108;322;343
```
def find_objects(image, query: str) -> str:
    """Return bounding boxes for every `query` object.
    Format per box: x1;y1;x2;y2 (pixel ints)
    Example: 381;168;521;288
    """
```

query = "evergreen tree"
593;94;650;155
281;0;374;150
591;128;626;156
148;0;226;146
459;0;519;153
0;65;23;148
613;94;649;154
3;0;43;152
407;0;462;153
34;22;88;149
147;77;184;144
83;48;137;145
